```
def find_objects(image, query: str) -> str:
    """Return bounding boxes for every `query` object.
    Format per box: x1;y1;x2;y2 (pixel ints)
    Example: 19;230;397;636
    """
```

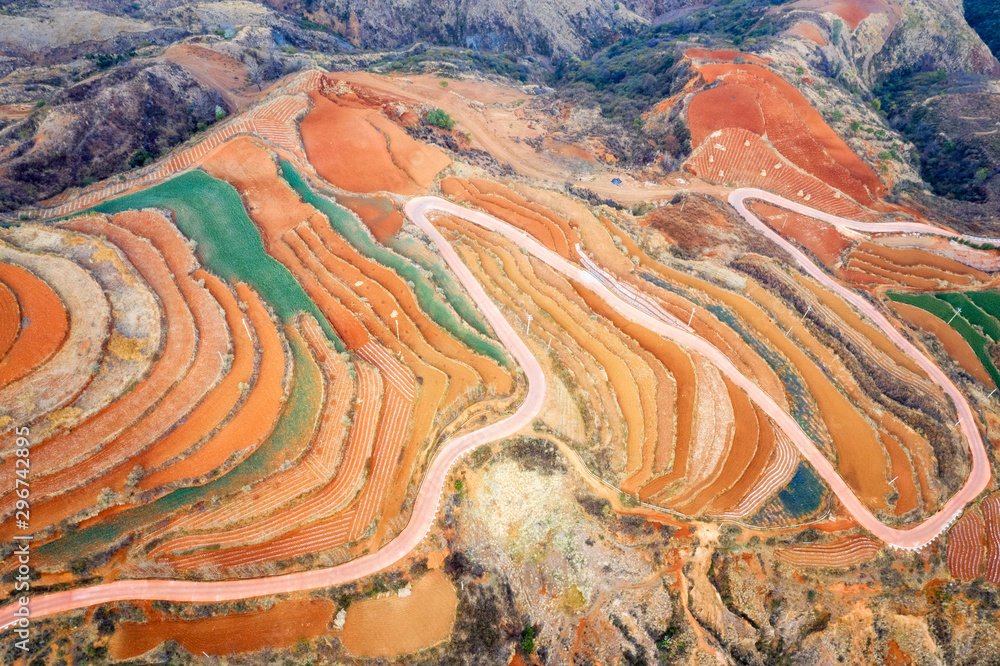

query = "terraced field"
2;58;999;639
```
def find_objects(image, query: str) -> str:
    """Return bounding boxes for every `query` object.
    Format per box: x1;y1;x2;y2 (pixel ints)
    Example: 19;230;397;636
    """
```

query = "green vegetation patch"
87;170;341;349
279;161;509;368
965;0;1000;58
888;291;1000;385
37;333;324;564
936;292;1000;341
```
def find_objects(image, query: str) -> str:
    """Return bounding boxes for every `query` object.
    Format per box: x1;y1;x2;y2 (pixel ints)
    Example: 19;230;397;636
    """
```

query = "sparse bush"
426;108;455;130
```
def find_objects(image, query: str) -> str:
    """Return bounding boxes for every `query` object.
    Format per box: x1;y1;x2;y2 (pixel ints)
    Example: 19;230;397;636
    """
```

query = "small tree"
426;109;455;130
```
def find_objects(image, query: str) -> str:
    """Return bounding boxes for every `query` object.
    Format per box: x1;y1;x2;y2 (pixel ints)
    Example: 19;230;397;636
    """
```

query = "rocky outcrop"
0;61;224;212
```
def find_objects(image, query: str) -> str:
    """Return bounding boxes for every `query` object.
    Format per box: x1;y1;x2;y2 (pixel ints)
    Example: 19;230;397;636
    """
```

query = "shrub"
426;108;455;130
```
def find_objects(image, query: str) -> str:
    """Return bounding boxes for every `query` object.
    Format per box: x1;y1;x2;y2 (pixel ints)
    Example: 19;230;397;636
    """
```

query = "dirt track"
0;188;990;627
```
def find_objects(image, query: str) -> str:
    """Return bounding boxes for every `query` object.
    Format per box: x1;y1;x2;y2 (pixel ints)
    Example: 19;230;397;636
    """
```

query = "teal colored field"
85;170;342;350
37;332;324;564
748;462;828;527
888;291;1000;386
279;160;510;368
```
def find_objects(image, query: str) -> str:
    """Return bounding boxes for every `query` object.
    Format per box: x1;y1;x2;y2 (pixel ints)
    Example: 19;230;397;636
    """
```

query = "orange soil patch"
947;509;985;581
885;639;913;666
982;494;1000;584
880;411;938;512
709;406;776;514
200;137;317;243
3;215;194;480
847;256;940;289
336;193;405;243
691;63;885;204
442;177;576;257
299;213;505;397
685;49;772;66
878;431;918;515
108;599;334;659
152;315;358;565
18;271;253;531
776;535;881;567
854;241;990;283
0;211;232;528
890;302;993;385
0;263;68;388
342;569;458;657
301;91;449;195
748;201;851;267
785;22;827;46
140;283;287;489
678;376;759;514
745;281;890;507
688;83;765;145
0;281;20;361
543;137;596;162
791;271;929;379
793;0;891;30
449;220;644;472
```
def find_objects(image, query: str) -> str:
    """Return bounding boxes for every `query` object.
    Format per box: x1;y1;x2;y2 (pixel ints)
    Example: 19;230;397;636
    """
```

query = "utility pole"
801;305;812;321
391;310;399;337
688;307;696;327
526;313;533;334
989;387;997;398
947;307;962;325
955;417;964;427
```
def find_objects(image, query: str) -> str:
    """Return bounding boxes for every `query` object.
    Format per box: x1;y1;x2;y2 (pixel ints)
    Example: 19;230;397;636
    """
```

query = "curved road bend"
0;189;989;628
0;199;548;631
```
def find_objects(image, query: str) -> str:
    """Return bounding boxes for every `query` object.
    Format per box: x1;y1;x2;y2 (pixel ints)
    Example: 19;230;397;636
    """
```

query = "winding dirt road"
0;188;989;629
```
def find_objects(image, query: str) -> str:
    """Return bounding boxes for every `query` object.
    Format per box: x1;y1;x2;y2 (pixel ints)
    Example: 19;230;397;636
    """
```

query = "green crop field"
86;170;342;350
279;161;510;368
889;291;1000;385
936;292;1000;341
37;333;324;564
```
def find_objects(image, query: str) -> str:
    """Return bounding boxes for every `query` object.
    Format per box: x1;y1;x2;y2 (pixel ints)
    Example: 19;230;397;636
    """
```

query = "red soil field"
982;494;1000;584
847;256;940;290
690;63;885;204
342;569;458;657
854;241;990;283
300;91;449;195
889;302;994;386
0;215;195;486
14;271;254;531
0;211;233;529
139;283;287;489
793;0;891;30
165;337;417;570
442;177;574;257
300;213;508;396
685;49;772;66
747;201;851;267
709;407;776;515
785;22;827;46
159;360;380;569
0;263;68;389
878;431;918;516
948;509;985;581
0;281;19;360
109;599;335;659
677;376;759;515
336;193;405;243
687;84;765;146
776;535;881;567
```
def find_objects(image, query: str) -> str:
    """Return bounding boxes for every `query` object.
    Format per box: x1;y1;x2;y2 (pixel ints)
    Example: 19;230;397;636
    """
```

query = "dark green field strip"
935;292;1000;341
889;291;1000;386
279;160;510;368
36;332;324;565
86;170;342;349
966;291;1000;324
